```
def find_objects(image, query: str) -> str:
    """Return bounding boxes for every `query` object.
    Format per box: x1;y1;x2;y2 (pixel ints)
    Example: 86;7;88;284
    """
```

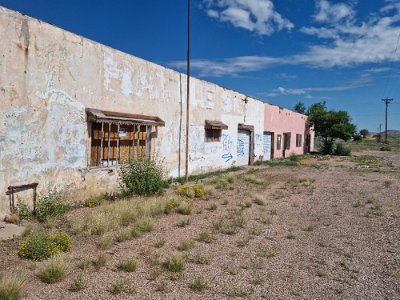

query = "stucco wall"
0;6;264;214
264;103;314;158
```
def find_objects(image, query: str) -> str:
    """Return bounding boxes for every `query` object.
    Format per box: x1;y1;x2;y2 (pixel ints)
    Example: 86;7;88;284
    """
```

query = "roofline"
1;5;302;116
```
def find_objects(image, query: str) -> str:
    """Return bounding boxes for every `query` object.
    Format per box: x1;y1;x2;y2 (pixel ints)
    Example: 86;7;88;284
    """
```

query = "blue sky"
1;0;399;132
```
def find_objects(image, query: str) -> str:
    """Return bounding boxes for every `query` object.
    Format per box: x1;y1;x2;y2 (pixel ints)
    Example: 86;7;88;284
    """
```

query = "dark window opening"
205;128;221;142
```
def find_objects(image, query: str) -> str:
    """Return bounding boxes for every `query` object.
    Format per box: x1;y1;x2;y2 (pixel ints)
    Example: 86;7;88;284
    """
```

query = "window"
277;134;282;150
87;108;165;167
204;120;228;143
296;134;302;147
205;128;221;142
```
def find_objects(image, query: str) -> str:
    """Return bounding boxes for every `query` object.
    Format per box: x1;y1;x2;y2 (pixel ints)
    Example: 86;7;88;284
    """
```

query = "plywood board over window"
86;108;165;167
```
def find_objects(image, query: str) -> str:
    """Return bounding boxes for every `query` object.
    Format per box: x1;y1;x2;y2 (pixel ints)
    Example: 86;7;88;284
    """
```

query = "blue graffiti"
237;139;245;156
221;134;233;163
222;153;233;162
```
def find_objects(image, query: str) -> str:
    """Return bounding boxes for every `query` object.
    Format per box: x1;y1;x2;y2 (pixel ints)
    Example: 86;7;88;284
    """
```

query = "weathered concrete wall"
264;103;314;158
0;6;265;214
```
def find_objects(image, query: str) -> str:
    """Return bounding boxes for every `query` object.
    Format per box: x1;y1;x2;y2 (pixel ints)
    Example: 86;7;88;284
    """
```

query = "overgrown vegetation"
334;142;351;156
119;157;168;196
18;232;72;261
0;273;25;300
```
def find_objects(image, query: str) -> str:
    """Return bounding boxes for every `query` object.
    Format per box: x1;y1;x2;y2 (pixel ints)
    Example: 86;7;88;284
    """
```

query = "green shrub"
16;202;33;220
40;255;67;284
35;189;70;222
18;232;72;261
334;142;351;156
119;157;167;196
380;145;392;151
0;273;25;300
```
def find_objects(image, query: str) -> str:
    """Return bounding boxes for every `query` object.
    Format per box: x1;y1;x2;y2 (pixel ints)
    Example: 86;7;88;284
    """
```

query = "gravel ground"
1;152;399;299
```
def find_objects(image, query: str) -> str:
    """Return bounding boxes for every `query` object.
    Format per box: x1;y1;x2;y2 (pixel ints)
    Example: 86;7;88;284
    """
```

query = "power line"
382;30;400;98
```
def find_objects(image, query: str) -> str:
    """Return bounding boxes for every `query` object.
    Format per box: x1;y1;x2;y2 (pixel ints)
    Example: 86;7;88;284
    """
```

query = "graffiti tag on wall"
237;139;245;157
221;134;233;162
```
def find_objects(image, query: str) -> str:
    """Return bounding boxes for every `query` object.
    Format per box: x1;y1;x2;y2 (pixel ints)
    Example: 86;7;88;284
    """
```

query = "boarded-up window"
90;123;150;167
296;134;302;147
86;108;165;167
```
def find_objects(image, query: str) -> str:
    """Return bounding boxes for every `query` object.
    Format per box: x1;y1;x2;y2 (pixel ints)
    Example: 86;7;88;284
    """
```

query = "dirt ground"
1;151;399;299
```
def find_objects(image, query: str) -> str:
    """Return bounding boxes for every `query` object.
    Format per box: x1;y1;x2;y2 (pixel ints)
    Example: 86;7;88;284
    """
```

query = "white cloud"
170;56;282;77
171;1;400;76
203;0;293;36
314;0;355;24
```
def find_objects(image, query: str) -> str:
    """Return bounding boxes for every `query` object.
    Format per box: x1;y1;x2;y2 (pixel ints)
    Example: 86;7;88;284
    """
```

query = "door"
237;130;250;166
263;132;272;161
283;132;291;158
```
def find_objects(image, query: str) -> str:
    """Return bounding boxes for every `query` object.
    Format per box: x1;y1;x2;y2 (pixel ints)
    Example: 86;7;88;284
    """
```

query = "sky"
1;0;400;132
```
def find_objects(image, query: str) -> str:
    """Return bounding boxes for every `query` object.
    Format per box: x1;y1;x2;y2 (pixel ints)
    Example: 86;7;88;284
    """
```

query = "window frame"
277;134;282;150
296;134;302;147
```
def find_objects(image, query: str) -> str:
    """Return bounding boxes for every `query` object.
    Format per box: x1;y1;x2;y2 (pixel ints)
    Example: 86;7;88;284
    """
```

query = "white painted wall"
0;6;266;214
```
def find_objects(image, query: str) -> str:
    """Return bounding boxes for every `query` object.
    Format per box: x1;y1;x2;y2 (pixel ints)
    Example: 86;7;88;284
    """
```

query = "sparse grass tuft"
252;195;266;206
250;273;265;286
98;234;113;249
0;273;26;300
286;229;296;239
236;235;251;247
117;259;137;272
177;239;195;251
163;255;185;273
208;202;218;211
69;273;84;292
108;279;125;295
190;253;210;265
189;276;208;292
39;255;68;284
177;217;191;228
92;253;107;270
197;231;213;243
153;238;166;248
243;174;264;185
304;224;316;232
176;200;193;215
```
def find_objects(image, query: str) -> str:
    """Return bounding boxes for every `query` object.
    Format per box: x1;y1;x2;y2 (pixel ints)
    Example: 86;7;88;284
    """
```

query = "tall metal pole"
382;98;393;144
185;0;191;183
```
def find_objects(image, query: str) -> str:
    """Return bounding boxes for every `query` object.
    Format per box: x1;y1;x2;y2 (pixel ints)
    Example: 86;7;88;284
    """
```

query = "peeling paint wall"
264;103;314;158
0;6;266;214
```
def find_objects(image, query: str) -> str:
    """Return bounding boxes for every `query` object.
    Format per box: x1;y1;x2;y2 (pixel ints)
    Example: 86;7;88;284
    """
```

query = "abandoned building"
0;6;313;215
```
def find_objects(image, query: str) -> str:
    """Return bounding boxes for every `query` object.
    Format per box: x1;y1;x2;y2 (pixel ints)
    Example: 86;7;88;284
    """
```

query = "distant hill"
370;130;400;136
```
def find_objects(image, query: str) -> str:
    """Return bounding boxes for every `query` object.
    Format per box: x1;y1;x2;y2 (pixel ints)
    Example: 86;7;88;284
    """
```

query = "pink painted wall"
264;103;314;159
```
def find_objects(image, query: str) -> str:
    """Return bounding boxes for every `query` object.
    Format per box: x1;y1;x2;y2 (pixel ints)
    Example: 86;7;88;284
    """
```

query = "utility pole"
185;0;191;183
381;98;393;144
